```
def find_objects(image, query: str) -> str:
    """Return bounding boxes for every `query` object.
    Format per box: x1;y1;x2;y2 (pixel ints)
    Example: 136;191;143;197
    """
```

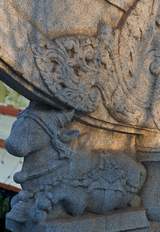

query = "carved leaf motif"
33;36;99;112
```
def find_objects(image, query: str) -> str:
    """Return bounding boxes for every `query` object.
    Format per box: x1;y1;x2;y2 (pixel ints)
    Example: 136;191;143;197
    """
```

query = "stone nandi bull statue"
6;103;146;225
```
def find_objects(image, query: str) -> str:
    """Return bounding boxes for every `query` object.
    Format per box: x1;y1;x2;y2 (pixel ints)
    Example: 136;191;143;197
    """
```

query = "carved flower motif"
32;36;100;112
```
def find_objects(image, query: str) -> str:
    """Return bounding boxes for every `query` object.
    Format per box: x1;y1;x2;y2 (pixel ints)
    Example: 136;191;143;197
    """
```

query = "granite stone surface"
0;0;160;231
6;209;149;232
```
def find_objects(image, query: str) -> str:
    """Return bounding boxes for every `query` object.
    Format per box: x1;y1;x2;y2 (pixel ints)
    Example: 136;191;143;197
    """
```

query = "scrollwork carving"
31;36;100;113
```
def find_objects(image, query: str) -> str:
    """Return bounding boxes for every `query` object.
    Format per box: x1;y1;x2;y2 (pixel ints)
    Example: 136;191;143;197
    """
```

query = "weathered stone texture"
6;209;149;232
0;0;160;231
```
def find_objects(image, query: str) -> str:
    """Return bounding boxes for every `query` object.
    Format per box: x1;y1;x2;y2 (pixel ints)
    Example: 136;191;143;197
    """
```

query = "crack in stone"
115;0;141;30
105;0;126;12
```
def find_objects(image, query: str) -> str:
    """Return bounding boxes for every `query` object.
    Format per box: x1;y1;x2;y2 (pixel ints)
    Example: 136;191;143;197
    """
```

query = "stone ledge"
137;152;160;162
6;208;150;232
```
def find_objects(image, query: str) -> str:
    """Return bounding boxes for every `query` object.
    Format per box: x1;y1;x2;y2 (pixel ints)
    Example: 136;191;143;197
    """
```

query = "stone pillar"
137;134;160;223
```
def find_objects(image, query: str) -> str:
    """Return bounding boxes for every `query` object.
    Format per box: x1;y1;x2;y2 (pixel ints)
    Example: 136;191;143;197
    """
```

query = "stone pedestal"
6;209;150;232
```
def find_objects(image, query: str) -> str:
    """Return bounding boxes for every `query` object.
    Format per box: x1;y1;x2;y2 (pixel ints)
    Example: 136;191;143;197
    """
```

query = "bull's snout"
5;136;27;157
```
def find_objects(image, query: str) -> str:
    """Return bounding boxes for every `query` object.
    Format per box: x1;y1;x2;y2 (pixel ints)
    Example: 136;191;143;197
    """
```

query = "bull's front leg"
44;185;88;216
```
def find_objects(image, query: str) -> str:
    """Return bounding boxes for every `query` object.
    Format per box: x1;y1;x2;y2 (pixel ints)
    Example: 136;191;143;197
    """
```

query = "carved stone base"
6;209;150;232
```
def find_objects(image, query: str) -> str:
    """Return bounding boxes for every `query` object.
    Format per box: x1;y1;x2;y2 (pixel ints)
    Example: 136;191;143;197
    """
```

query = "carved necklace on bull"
14;107;80;182
17;107;79;157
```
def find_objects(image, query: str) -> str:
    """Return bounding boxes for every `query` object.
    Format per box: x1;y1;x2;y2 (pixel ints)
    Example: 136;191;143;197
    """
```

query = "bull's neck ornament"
0;0;160;231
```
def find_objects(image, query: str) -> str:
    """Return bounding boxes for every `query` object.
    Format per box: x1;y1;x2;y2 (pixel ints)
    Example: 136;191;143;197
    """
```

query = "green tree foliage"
0;189;17;232
0;81;29;109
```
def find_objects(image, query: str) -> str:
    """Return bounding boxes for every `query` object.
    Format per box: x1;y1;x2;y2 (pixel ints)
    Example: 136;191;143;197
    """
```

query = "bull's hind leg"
62;188;88;216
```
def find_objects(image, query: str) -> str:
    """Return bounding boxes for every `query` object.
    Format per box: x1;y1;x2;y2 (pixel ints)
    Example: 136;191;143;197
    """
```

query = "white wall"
0;114;23;188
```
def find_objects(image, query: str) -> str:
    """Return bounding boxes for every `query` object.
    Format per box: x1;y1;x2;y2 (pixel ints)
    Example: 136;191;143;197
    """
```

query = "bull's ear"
106;0;136;11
